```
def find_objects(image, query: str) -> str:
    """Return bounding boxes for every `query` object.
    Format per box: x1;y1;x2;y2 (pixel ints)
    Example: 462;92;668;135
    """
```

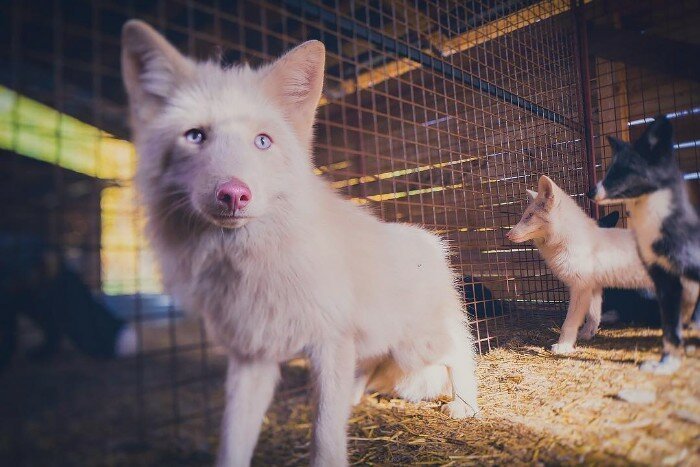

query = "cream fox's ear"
121;20;195;121
526;189;538;201
262;40;325;145
538;175;558;210
538;175;555;199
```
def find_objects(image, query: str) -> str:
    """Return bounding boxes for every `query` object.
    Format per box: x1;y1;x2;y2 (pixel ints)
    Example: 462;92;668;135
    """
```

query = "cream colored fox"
506;175;656;354
121;20;478;467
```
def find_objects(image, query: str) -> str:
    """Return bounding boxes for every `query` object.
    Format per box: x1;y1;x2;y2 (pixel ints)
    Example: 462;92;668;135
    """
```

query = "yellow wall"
0;85;160;294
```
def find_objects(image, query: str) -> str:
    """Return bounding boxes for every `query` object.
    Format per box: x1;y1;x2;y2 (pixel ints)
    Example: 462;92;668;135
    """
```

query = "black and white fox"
590;116;700;375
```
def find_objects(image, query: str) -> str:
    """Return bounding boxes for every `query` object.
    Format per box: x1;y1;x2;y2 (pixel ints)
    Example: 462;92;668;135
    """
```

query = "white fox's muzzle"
505;228;526;243
197;177;255;228
216;177;252;214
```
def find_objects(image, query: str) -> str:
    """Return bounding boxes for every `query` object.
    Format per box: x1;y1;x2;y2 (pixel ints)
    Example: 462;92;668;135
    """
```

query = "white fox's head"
506;175;561;243
121;20;325;229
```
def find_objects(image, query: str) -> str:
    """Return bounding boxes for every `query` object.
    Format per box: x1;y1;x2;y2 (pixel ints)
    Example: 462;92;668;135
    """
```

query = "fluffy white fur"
507;175;653;354
121;20;478;467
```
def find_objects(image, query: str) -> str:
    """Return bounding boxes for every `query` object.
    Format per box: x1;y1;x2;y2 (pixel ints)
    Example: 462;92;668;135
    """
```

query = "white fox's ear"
526;189;538;201
262;40;325;144
121;20;194;121
538;175;555;199
538;175;557;210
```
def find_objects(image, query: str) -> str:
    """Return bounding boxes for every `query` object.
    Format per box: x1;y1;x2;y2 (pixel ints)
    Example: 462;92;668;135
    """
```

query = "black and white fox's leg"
578;287;603;341
692;285;700;330
680;278;699;327
641;266;683;375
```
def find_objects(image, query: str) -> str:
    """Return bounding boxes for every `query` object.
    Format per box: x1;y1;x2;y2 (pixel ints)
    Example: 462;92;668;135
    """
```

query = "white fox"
506;175;660;354
121;20;478;467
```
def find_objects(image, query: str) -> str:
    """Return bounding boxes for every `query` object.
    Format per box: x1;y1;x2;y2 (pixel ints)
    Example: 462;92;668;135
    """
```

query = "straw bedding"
2;319;698;466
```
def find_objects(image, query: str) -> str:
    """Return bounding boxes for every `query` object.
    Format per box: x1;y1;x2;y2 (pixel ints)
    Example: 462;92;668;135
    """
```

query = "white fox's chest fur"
189;234;331;361
151;208;350;361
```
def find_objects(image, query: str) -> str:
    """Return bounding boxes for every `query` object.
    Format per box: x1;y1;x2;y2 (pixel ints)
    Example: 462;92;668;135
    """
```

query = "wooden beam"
391;0;447;51
593;13;631;152
322;0;580;104
439;0;570;57
595;57;628;168
588;25;700;82
320;57;421;106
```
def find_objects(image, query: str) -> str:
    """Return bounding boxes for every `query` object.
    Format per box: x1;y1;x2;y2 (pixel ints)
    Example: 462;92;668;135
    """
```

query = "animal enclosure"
1;0;698;464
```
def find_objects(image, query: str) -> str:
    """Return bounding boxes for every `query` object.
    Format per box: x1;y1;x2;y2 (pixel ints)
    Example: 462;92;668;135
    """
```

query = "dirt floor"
2;318;699;466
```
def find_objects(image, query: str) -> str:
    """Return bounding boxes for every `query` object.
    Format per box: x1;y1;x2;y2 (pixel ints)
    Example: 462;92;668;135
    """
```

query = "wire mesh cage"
1;0;697;464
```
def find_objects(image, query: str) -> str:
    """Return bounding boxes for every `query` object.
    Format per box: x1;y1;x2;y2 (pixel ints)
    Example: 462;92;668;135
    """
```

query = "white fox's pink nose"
216;178;251;212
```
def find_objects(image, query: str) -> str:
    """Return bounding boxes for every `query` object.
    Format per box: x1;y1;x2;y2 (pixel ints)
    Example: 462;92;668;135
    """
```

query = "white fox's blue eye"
184;128;205;144
254;134;272;150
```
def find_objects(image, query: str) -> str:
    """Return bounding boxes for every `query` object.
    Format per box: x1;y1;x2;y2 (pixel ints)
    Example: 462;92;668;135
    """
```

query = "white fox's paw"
551;342;575;355
577;325;597;341
640;355;681;375
441;400;479;419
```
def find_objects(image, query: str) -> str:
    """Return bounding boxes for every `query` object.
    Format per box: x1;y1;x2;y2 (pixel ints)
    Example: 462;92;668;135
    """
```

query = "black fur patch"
596;211;662;327
602;288;660;327
600;156;659;199
600;116;679;199
597;211;619;228
648;265;683;350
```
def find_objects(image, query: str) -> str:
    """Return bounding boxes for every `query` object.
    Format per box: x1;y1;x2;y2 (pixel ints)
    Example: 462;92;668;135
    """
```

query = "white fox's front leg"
310;337;356;467
552;287;592;354
578;287;602;341
217;358;279;467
